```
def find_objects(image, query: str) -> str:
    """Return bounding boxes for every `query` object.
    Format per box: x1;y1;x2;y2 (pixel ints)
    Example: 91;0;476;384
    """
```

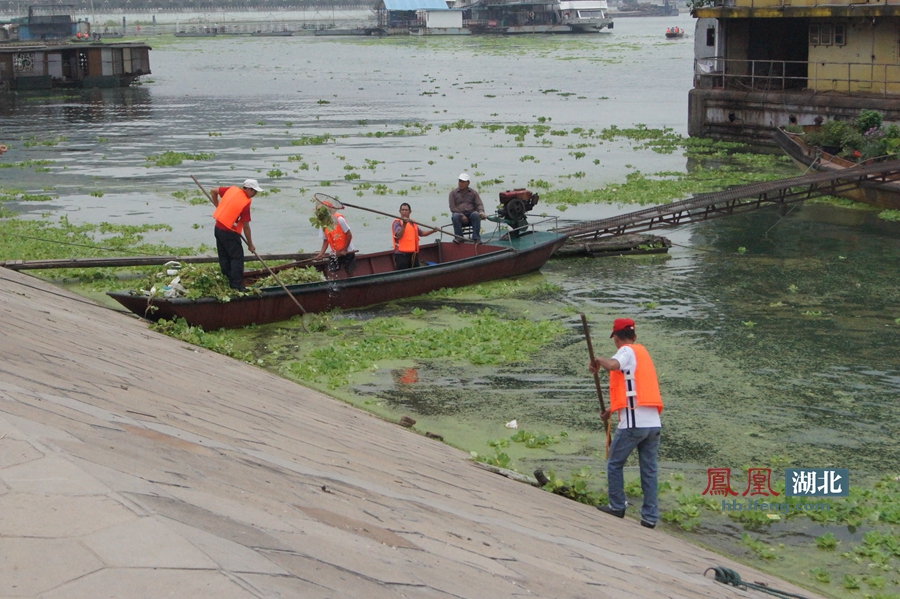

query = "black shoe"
452;238;464;244
641;519;656;529
597;505;625;518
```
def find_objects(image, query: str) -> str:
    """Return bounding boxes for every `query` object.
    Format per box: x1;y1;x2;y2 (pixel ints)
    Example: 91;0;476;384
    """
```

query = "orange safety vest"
324;212;349;252
609;343;664;413
392;219;420;253
212;186;252;234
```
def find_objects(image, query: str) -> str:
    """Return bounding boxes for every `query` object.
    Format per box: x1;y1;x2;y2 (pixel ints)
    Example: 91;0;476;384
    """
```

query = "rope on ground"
705;566;810;599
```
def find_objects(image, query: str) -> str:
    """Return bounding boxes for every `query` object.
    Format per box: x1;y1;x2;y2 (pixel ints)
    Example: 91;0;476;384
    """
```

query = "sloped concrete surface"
0;268;824;598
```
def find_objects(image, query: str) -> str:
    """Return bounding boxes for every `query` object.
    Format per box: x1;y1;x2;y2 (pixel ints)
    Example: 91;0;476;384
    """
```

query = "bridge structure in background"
557;160;900;240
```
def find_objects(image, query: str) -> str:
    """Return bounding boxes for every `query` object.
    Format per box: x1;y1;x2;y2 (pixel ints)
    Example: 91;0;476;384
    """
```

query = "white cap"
458;173;470;182
243;179;263;192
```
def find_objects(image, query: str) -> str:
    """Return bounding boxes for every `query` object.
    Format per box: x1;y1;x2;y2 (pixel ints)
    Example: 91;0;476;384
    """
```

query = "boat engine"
494;188;539;237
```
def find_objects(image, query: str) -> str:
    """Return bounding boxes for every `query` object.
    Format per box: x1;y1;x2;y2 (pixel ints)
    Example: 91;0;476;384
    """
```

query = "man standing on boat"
211;179;261;292
590;318;664;530
315;200;356;274
393;202;435;269
449;173;487;243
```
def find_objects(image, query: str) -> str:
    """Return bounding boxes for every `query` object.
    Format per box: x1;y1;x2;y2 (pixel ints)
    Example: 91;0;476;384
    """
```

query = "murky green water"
3;19;900;597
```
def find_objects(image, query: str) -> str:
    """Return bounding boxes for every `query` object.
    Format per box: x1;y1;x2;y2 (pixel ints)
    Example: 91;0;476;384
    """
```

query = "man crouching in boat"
393;202;435;270
211;178;261;292
315;200;357;275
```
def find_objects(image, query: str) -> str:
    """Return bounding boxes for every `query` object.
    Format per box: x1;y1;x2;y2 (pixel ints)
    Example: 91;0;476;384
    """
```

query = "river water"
3;16;900;595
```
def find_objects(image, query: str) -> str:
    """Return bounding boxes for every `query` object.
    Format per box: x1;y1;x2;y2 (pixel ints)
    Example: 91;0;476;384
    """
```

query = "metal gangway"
558;160;900;241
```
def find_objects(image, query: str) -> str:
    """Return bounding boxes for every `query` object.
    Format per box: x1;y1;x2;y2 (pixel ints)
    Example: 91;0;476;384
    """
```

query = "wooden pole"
580;313;611;457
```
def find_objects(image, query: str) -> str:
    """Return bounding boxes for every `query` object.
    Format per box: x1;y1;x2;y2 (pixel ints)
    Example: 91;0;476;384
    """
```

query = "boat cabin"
0;42;151;91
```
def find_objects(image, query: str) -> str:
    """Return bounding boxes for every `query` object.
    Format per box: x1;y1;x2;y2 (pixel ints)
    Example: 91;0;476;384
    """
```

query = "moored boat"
774;127;900;209
459;0;613;34
108;230;568;330
0;41;150;91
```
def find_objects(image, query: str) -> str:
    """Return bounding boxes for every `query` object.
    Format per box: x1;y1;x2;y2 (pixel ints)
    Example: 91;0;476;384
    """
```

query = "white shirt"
612;345;662;430
318;215;356;252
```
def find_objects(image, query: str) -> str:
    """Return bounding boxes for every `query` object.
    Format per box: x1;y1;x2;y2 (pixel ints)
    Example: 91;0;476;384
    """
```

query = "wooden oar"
580;313;611;458
191;175;306;315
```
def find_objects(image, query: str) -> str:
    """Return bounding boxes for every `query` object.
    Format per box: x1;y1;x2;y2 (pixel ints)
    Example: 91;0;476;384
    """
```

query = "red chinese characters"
702;468;739;496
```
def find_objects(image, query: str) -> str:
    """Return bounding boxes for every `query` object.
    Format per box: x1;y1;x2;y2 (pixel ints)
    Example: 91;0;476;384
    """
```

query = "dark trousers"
328;252;356;275
215;227;245;289
394;252;419;270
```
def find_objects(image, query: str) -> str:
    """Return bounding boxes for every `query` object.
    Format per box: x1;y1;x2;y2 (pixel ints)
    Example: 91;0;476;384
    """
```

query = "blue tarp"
379;0;450;10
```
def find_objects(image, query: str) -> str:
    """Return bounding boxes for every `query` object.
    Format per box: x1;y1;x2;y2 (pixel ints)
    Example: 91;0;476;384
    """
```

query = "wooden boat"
108;231;568;330
664;27;683;38
774;127;900;209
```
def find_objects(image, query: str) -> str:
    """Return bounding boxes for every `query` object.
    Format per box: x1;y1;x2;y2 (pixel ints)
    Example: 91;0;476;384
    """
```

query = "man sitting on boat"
211;179;261;292
393;202;435;270
449;173;487;243
315;200;357;274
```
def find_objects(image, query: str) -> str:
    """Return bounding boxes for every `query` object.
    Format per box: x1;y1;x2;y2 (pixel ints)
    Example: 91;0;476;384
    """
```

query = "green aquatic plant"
510;429;558;448
540;467;605;506
150;317;252;361
473;450;511;469
284;308;564;388
809;568;831;583
740;534;778;560
145;151;215;167
309;205;334;230
290;134;334;146
816;532;840;551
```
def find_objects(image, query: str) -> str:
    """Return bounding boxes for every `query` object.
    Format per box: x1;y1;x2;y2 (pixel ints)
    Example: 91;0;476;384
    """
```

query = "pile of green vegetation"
803;109;900;161
141;263;324;300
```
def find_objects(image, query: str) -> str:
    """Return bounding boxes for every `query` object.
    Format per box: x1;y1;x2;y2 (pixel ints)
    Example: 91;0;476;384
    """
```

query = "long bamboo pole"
580;313;611;458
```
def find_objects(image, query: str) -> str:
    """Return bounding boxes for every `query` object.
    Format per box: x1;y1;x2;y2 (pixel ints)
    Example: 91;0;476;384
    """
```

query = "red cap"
610;318;636;337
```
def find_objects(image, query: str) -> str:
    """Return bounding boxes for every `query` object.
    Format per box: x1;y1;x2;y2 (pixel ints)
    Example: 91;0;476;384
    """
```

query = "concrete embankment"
0;267;824;598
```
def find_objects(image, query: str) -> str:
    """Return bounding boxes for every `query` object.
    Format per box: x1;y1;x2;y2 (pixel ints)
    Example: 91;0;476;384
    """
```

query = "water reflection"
0;87;152;121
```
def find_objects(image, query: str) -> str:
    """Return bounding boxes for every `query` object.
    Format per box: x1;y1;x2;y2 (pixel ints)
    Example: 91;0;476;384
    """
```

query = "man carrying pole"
590;318;664;529
210;179;261;291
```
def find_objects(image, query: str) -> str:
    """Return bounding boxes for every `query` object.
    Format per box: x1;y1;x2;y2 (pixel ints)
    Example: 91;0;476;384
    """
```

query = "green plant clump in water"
542;157;790;207
540;467;606;506
150;317;252;361
291;134;334;146
145;151;216;167
510;429;558;448
740;533;778;560
878;209;900;222
285;308;565;388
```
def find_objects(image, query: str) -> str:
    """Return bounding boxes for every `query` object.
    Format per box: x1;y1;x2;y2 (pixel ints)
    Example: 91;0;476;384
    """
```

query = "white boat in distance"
454;0;613;34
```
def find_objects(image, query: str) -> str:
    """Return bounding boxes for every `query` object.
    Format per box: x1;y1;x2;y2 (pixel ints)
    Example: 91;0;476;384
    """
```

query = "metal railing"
700;0;900;8
694;57;900;97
